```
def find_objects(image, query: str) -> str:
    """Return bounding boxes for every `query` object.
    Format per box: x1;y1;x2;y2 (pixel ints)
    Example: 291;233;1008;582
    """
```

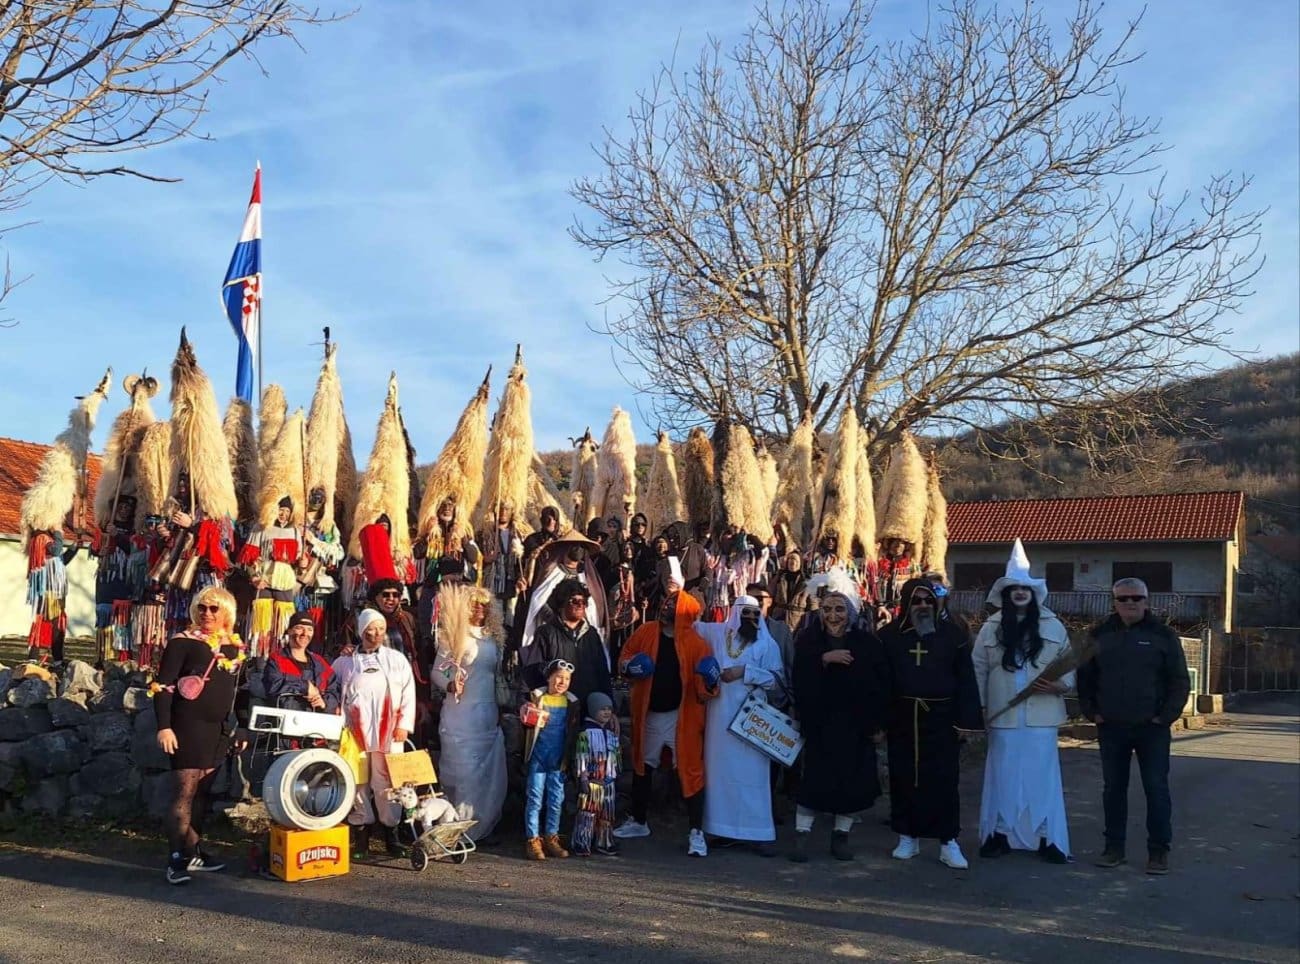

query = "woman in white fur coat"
972;541;1073;863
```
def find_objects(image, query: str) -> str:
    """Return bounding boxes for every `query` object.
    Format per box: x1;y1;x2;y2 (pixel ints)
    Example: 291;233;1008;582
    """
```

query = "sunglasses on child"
552;660;576;673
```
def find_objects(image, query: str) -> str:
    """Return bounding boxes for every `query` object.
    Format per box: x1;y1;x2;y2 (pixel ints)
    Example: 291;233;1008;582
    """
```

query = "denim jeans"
524;763;565;838
1098;721;1172;852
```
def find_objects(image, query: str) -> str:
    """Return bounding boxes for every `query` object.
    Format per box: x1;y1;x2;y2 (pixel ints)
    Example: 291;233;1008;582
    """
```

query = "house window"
953;563;1006;593
1111;561;1173;593
1045;562;1074;592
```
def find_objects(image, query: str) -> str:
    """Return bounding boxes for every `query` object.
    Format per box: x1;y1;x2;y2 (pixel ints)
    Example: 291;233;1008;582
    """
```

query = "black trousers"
631;765;703;830
1098;721;1173;853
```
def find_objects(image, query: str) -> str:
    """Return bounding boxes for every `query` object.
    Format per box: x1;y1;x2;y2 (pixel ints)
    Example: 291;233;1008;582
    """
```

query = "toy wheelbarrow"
407;818;478;871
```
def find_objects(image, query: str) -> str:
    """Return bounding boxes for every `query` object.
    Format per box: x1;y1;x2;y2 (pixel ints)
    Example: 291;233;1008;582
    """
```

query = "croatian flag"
222;165;262;403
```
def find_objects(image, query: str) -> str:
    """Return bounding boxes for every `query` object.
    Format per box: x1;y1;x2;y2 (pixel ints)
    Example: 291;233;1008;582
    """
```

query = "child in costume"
571;691;621;857
521;659;580;861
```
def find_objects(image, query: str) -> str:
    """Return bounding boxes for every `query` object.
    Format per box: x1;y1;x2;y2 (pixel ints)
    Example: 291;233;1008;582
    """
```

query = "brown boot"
524;837;546;861
543;834;570;858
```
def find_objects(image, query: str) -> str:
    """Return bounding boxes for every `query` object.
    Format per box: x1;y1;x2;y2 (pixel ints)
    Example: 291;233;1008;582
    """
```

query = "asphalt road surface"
2;701;1296;964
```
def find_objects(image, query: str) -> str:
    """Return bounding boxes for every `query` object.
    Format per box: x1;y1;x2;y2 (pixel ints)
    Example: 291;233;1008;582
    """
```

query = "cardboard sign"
385;748;437;788
727;695;804;767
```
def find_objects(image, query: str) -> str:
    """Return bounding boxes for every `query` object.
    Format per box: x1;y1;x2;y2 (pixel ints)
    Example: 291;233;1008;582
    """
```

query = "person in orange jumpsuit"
612;584;720;856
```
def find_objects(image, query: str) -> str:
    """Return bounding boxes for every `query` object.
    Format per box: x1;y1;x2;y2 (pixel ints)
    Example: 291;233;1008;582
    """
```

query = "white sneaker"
687;829;708;857
891;834;920;860
939;839;969;869
612;818;651;839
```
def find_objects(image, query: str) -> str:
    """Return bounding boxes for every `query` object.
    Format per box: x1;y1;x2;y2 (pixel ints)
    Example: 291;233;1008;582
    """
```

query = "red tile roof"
947;491;1245;545
0;437;102;538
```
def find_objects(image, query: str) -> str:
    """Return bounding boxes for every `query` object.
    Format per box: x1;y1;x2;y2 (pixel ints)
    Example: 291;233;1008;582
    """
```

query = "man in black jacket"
520;577;612;711
1077;578;1191;876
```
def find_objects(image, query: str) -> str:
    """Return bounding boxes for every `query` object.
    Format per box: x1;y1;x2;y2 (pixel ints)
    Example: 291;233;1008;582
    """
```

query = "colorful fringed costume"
26;531;72;658
571;719;620;856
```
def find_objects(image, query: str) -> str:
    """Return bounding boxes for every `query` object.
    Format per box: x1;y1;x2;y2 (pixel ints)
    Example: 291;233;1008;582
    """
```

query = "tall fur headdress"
417;367;491;542
137;421;173;519
640;431;684;536
223;397;258;525
815;405;858;546
528;454;573;531
258;384;287;470
853;427;877;559
350;373;411;560
475;346;534;535
592;406;637;522
305;338;345;533
568;427;599;531
878;431;928;548
772;414;815;550
681;426;715;530
257;408;305;527
921;453;949;577
715;421;771;542
167;330;237;520
757;442;779;518
95;372;159;530
21;368;112;538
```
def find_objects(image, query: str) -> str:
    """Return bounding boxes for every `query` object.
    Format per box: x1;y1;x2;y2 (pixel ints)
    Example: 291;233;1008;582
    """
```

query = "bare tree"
571;0;1262;464
0;1;338;212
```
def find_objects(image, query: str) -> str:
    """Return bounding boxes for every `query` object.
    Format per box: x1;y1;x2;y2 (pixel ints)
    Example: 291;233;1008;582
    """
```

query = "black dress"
879;619;982;841
793;623;888;815
154;632;248;770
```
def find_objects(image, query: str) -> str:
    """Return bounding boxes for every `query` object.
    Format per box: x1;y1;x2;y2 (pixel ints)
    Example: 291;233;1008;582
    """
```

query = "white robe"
333;646;416;752
978;663;1072;856
435;630;508;841
697;621;784;841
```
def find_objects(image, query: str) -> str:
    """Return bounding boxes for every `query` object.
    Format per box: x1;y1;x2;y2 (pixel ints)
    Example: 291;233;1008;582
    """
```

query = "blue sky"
3;0;1297;462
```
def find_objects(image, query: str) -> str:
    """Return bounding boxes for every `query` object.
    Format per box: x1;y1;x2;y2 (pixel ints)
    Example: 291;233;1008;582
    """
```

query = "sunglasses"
551;660;576;673
196;604;222;614
566;597;588;607
740;607;761;619
378;591;401;599
1114;595;1147;603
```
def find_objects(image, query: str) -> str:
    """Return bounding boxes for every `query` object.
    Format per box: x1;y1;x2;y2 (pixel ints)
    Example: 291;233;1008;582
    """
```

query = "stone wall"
0;660;173;824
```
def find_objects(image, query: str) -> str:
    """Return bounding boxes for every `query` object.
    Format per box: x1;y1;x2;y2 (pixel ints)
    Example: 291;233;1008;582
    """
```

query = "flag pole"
256;160;263;403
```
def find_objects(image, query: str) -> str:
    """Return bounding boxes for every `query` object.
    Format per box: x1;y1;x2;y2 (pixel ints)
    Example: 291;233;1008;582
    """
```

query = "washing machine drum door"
263;748;356;831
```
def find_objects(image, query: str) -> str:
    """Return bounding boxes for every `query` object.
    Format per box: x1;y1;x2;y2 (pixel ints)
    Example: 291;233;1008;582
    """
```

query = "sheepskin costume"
757;442;779;521
350;373;412;563
640;430;685;535
592;406;637;522
417;367;490;552
853;427;877;561
21;369;112;656
568;427;599;531
305;339;346;534
258;384;287;471
257;409;305;528
815;405;858;549
527;454;573;531
223;397;259;526
921;454;949;578
772;414;815;550
476;346;535;536
136;421;174;520
877;432;927;550
682;426;715;531
96;372;160;531
715;421;771;542
168;331;237;520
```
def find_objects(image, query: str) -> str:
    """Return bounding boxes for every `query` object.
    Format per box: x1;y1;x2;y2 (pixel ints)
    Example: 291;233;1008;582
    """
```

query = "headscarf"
722;594;777;650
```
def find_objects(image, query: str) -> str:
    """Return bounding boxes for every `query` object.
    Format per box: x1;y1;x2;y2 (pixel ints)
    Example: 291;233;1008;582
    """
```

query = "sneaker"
789;832;810;863
687;829;708;857
594;843;621;857
939;839;969;869
187;850;226;873
830;831;854;862
1145;851;1169;875
891;834;920;860
165;853;192;886
979;833;1011;858
612;817;651;839
1094;846;1126;869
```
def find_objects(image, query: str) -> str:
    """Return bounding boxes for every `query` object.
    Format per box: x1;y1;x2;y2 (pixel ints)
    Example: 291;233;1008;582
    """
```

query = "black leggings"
167;768;217;856
631;765;703;830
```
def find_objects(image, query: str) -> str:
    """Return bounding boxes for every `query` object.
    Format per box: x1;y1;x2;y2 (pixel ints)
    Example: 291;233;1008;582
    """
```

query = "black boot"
830;830;854;861
980;832;1011;858
382;824;405;856
1039;838;1067;864
350;824;372;861
788;831;810;863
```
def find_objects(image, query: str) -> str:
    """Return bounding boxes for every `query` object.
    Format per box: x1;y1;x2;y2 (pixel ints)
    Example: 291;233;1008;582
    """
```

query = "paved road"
2;706;1296;964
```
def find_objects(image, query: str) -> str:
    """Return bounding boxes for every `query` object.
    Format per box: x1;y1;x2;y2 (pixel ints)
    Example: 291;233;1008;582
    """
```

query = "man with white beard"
696;596;786;856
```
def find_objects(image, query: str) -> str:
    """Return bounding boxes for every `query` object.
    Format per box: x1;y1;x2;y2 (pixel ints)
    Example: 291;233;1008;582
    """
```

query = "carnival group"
15;332;1191;885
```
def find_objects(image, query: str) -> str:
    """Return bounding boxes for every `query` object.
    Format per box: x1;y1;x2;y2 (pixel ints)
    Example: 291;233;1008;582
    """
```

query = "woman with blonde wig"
433;584;508;841
152;585;250;885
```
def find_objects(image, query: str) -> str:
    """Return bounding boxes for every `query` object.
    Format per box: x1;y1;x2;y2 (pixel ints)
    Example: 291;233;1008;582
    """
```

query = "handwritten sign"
727;696;804;767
